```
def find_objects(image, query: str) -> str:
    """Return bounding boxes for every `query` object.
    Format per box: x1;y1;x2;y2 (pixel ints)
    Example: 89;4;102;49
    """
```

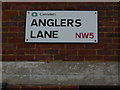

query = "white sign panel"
25;11;98;43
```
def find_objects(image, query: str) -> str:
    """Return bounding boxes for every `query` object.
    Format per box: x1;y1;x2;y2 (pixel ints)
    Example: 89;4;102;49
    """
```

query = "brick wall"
2;2;119;62
2;2;120;89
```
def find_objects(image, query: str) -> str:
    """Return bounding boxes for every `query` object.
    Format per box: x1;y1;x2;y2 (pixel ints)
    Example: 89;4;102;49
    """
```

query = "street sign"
25;11;98;43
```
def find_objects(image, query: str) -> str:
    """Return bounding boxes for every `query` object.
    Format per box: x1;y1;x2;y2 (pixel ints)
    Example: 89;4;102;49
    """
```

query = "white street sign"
25;11;98;43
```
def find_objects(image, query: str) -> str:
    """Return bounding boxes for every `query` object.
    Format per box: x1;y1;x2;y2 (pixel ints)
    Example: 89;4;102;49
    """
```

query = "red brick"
3;50;16;54
2;11;18;16
99;27;114;32
18;22;25;26
45;50;58;54
114;5;120;10
2;50;6;54
114;27;120;32
2;27;9;32
8;38;23;43
78;50;96;55
105;33;120;38
95;5;113;10
99;22;104;27
48;6;64;10
85;2;105;6
17;44;35;49
17;33;24;37
46;3;66;10
104;22;118;26
66;44;85;49
3;32;17;37
15;50;26;55
29;6;48;10
2;55;16;61
99;17;114;22
99;11;106;16
16;55;34;61
100;38;112;44
2;22;18;27
11;4;33;10
48;2;66;6
104;56;119;61
9;27;24;32
19;11;26;16
85;44;104;49
2;2;11;10
7;85;21;90
9;2;48;10
64;6;77;10
21;86;40;90
10;16;24;21
60;86;79;90
65;56;84;61
54;55;66;60
35;55;52;61
2;15;10;21
36;44;65;49
9;2;49;6
99;33;105;37
26;49;43;54
2;44;16;49
66;2;89;6
114;17;119;22
106;11;118;17
105;2;118;6
116;50;120;55
97;50;115;55
85;56;104;61
104;44;119;49
2;38;8;44
60;50;77;55
41;86;59;90
113;39;120;43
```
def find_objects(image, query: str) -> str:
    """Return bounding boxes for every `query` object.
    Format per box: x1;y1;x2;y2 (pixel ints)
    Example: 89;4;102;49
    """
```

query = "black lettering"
44;31;52;38
39;19;46;26
53;31;58;38
75;19;81;27
31;19;38;26
61;19;66;27
67;19;74;27
47;19;54;26
37;31;43;38
30;31;36;38
55;19;60;26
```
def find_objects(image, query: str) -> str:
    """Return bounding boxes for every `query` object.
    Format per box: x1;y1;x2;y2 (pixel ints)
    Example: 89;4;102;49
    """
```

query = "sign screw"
26;39;28;41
